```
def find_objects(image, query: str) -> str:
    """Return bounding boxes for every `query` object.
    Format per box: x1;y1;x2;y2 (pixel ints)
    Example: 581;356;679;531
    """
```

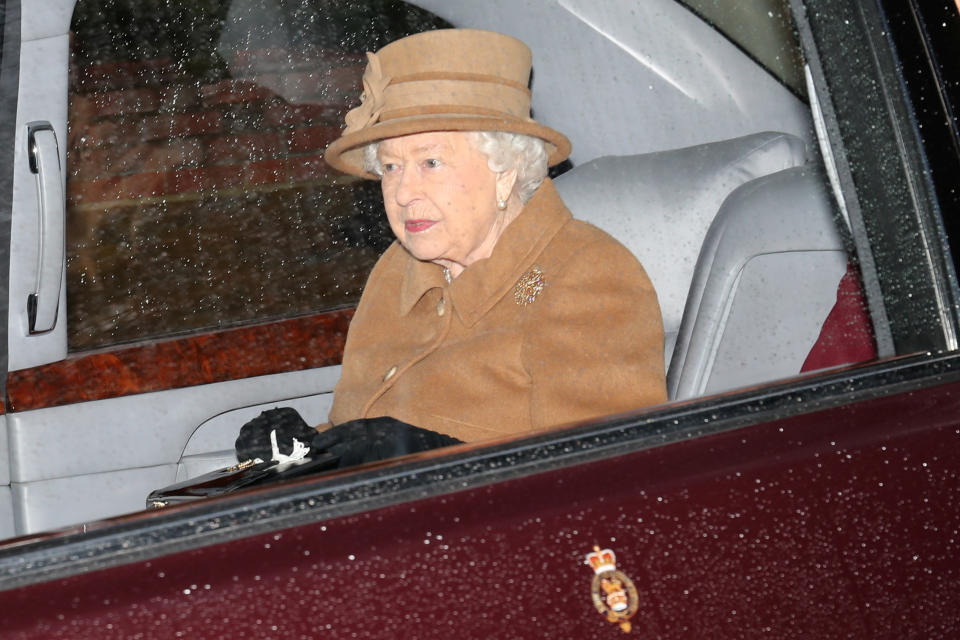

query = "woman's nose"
394;167;421;206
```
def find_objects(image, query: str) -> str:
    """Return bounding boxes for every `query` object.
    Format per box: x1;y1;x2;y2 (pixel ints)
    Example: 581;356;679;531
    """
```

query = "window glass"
678;0;805;95
8;0;928;546
66;0;449;350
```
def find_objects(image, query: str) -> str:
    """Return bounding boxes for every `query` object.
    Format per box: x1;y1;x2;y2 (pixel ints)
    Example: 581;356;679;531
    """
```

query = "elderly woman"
236;29;665;467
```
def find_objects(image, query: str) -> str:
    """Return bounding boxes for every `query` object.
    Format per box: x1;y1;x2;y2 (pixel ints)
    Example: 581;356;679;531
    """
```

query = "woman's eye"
382;162;399;173
424;158;441;169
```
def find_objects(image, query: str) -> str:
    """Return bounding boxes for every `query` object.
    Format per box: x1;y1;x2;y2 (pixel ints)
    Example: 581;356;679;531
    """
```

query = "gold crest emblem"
585;546;640;633
514;265;545;306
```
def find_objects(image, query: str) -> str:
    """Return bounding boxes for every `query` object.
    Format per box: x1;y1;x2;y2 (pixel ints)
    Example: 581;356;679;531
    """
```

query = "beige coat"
328;179;666;442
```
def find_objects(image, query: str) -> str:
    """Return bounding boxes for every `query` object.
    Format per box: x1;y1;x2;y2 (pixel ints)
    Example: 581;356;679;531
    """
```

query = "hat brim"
323;114;571;179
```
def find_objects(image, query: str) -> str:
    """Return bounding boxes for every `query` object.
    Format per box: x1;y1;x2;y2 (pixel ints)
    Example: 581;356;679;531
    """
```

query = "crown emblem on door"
585;546;640;633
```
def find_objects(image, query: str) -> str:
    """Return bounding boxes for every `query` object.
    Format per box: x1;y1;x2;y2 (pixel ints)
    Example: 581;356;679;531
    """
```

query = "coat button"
383;365;398;382
437;298;446;317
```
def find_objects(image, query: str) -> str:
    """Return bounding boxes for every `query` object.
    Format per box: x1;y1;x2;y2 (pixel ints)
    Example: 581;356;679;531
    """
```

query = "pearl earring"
497;198;507;210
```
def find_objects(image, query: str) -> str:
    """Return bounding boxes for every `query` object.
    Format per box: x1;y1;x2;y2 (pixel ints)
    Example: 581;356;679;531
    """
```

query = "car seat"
555;131;809;371
667;166;848;399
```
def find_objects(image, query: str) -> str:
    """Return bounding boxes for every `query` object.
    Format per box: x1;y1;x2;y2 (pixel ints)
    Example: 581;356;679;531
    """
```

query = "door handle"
26;121;65;334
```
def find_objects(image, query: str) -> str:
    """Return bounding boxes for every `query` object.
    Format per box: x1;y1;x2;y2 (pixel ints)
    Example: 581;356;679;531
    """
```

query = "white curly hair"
362;131;549;203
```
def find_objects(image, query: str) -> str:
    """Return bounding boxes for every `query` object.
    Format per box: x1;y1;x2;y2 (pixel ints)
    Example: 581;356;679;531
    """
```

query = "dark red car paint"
2;1;960;638
3;377;957;639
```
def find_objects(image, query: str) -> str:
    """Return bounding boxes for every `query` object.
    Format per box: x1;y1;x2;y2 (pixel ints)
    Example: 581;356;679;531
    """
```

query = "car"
0;0;958;637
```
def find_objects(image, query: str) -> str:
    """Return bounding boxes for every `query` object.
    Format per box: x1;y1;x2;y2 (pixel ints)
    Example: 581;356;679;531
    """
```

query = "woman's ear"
496;166;519;204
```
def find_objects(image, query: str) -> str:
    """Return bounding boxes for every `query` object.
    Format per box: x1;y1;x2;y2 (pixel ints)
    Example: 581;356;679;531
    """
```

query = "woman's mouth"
405;219;437;233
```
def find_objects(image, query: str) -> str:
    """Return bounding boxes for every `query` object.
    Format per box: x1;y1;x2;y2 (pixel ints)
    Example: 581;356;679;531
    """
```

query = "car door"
1;0;959;637
1;0;452;537
0;0;16;540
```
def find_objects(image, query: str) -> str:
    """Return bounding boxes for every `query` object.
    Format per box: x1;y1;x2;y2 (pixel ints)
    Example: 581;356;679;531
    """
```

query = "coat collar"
398;178;571;325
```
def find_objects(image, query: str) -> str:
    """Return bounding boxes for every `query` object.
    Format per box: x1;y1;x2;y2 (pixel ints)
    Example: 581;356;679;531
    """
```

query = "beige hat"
323;28;571;179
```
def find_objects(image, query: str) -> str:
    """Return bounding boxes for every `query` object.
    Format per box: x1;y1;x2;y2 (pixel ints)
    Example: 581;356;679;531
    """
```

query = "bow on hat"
344;52;392;134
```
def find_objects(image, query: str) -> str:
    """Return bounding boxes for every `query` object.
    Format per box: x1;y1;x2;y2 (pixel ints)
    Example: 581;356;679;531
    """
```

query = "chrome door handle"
26;121;65;334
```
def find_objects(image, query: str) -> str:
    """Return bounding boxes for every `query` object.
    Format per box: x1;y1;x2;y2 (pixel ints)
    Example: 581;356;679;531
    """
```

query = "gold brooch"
514;266;544;306
585;546;640;633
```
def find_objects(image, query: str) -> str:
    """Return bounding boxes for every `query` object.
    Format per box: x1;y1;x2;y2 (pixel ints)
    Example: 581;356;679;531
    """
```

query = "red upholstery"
801;262;878;372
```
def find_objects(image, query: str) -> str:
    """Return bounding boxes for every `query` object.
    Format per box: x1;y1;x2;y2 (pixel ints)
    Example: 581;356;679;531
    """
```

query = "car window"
65;0;882;469
65;0;448;350
11;0;960;548
677;0;804;95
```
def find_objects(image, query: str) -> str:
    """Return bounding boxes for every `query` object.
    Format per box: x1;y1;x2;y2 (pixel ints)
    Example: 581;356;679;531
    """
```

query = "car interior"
1;0;873;538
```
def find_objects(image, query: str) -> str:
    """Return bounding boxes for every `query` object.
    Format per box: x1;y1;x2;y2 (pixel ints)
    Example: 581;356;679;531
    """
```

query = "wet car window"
59;0;879;507
16;0;960;547
65;0;448;350
678;0;805;94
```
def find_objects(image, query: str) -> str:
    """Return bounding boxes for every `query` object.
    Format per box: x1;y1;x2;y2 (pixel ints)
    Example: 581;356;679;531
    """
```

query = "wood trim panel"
5;308;354;412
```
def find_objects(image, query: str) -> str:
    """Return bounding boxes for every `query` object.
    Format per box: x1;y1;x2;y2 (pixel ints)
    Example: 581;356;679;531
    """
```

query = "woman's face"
378;131;511;273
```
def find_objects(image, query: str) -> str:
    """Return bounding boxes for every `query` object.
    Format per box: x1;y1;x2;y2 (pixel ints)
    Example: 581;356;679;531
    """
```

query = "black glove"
311;416;463;469
235;407;318;463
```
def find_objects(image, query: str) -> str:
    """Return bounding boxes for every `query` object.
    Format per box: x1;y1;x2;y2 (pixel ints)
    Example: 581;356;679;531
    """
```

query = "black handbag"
146;453;339;509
